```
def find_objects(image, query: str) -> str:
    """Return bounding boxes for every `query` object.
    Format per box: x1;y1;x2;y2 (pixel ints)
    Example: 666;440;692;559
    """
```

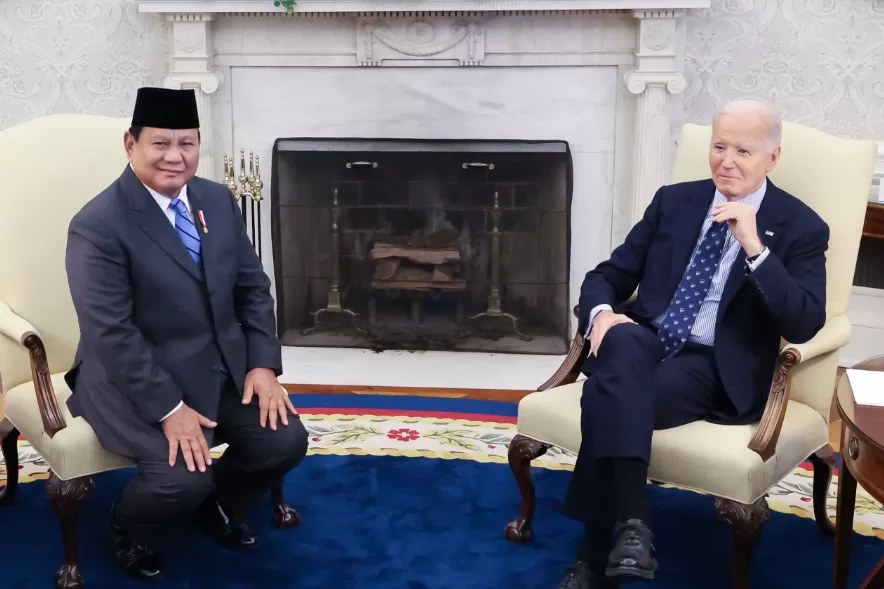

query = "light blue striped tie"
169;198;201;265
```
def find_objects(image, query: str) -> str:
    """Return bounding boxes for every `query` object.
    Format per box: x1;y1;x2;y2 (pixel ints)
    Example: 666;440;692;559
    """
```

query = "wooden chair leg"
504;434;550;543
858;559;884;589
47;473;94;589
270;476;300;529
809;446;837;537
0;426;20;506
714;497;770;589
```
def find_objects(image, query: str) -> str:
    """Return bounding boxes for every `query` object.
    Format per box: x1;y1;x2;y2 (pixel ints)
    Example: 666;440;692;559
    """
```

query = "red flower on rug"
387;429;420;442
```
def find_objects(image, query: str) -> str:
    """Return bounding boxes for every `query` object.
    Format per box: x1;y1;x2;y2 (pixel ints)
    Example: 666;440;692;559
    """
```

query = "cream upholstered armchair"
0;114;298;589
504;121;878;588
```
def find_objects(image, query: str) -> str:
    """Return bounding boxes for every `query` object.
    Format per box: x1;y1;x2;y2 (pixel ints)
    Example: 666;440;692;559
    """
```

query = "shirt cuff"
159;401;183;422
585;304;614;339
746;247;770;272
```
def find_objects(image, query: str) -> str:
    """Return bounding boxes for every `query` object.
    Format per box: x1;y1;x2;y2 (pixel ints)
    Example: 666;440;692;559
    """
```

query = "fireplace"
139;0;700;367
271;139;572;354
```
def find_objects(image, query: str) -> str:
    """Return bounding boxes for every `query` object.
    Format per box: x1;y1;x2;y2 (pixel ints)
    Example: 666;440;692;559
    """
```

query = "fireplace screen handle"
462;162;495;170
346;161;378;168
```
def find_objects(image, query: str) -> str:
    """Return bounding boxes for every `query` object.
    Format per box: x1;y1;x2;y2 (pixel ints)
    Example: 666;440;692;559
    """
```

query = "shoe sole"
109;513;165;582
118;562;166;583
605;563;657;581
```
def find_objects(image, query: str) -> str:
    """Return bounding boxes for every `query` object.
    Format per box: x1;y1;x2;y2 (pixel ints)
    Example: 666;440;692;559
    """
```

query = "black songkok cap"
131;87;200;130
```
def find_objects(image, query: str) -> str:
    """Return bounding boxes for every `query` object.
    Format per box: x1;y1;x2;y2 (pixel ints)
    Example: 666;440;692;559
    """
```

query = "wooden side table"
834;355;884;588
863;202;884;239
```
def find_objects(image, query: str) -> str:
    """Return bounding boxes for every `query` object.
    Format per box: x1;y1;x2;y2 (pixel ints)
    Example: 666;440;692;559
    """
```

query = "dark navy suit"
64;166;308;548
564;177;828;526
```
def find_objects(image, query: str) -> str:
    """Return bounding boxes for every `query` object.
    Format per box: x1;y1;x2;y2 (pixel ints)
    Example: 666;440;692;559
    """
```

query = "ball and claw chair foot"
505;434;551;544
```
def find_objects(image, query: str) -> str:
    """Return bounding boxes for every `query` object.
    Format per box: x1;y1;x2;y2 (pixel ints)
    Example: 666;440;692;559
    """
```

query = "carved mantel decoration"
626;8;687;226
161;11;222;179
358;18;485;67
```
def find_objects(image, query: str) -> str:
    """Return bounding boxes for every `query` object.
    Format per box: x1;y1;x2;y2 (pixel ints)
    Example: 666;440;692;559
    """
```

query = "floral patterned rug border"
2;412;881;539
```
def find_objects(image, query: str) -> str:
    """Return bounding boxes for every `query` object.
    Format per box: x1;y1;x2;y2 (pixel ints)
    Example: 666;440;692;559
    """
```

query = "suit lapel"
663;181;716;305
121;166;204;283
717;179;790;319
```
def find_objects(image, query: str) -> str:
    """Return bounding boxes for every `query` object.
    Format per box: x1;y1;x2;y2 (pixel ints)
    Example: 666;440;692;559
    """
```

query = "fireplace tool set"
468;189;531;341
302;187;366;335
462;160;530;341
302;158;530;341
222;150;264;260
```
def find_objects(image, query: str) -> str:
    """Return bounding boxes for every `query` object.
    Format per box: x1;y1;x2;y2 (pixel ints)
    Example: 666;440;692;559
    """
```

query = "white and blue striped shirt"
588;181;769;346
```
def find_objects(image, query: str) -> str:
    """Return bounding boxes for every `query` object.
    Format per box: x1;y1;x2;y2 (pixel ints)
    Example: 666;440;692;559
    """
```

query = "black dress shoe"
110;502;165;581
605;519;657;581
195;498;258;551
554;561;620;589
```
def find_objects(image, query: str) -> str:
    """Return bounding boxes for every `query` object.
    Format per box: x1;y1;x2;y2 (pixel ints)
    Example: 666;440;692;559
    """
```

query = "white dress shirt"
587;181;770;345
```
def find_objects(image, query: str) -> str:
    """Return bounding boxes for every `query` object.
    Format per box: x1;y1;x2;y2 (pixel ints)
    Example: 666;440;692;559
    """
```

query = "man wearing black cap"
64;87;309;580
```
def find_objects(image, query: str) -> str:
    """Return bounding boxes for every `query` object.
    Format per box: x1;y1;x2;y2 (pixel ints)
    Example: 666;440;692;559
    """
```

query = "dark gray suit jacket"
64;166;281;459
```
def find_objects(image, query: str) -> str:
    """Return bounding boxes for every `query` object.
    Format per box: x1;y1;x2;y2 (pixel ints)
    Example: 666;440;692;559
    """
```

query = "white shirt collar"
147;182;190;216
130;163;191;214
711;178;767;213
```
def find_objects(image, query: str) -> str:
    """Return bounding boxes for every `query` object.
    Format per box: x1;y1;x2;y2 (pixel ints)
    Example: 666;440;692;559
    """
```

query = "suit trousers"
563;322;732;525
117;376;309;549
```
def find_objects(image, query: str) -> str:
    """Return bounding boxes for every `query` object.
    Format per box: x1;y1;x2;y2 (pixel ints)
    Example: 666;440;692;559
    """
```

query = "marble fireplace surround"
138;0;711;336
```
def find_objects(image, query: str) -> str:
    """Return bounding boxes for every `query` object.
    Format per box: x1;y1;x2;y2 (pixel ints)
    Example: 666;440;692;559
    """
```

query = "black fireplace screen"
270;138;572;355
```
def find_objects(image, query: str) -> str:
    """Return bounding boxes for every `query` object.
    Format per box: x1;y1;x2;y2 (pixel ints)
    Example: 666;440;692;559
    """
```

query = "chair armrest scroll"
782;314;851;366
0;300;39;343
0;301;67;437
537;329;590;391
747;315;851;461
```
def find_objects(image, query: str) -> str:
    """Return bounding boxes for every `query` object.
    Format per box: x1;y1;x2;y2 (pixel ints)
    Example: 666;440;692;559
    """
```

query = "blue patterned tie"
657;221;730;360
169;199;201;265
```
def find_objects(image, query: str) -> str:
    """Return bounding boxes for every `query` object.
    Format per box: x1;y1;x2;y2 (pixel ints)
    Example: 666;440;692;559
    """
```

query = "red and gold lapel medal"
197;210;209;234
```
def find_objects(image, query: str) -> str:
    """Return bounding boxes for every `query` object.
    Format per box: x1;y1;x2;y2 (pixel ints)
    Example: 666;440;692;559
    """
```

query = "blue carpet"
0;454;881;589
290;392;519;417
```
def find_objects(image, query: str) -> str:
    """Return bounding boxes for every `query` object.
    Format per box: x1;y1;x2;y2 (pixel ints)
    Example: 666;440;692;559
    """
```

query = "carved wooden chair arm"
0;301;67;437
537;329;590;391
537;304;588;391
747;315;851;461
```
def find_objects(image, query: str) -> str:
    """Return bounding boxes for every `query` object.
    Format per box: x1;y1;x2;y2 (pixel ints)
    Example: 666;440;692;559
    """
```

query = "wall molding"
137;0;711;15
874;140;884;202
842;286;884;367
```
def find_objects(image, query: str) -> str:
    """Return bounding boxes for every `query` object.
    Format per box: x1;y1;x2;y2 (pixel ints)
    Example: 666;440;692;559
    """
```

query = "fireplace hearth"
271;139;572;355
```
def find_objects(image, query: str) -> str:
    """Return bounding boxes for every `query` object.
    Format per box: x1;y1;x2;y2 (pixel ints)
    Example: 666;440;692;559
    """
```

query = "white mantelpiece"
139;0;708;333
141;0;711;12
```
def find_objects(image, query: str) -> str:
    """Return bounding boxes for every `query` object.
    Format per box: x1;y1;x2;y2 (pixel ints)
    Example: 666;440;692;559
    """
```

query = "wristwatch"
746;246;767;267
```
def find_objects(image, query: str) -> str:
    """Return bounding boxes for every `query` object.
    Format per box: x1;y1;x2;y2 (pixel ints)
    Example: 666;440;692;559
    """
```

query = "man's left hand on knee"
241;368;299;431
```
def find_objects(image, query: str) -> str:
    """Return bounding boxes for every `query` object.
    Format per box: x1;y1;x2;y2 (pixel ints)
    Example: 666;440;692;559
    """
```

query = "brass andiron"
469;191;531;341
223;151;252;219
223;150;264;260
302;188;365;335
